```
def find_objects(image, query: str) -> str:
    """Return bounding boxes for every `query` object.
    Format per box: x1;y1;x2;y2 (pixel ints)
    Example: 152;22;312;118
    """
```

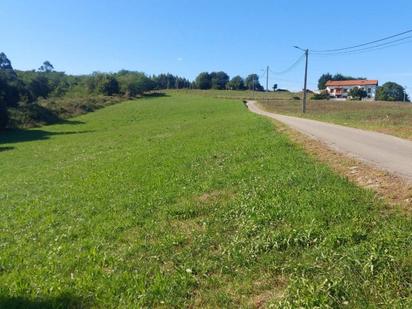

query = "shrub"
7;96;124;128
116;72;156;97
311;93;329;100
376;82;408;101
348;87;367;101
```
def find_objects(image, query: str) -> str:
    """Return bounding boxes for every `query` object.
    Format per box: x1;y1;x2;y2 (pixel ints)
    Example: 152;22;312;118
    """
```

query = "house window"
367;88;371;93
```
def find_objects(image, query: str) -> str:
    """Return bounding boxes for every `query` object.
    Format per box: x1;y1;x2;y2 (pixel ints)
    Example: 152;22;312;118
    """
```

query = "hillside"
1;93;411;307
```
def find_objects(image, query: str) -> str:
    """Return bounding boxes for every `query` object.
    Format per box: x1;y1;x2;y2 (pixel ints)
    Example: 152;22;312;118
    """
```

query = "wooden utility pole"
302;49;309;113
294;46;309;113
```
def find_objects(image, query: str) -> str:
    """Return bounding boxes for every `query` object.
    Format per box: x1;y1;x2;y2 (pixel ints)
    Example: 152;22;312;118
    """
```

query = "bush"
348;87;367;100
7;103;59;128
376;82;408;101
116;72;156;97
7;96;124;128
311;93;329;100
86;73;120;96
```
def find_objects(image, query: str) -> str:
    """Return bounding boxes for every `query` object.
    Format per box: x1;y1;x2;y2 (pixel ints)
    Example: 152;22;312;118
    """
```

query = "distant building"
325;80;379;100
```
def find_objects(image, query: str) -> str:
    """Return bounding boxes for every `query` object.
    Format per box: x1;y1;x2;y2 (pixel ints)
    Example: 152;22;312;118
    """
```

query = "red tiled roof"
325;80;378;87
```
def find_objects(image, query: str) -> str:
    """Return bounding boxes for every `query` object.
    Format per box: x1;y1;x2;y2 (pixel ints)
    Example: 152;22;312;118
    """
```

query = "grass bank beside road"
182;90;412;140
1;93;411;307
258;95;412;140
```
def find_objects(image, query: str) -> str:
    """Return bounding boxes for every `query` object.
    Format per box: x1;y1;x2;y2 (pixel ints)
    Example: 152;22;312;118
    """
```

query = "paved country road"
247;100;412;183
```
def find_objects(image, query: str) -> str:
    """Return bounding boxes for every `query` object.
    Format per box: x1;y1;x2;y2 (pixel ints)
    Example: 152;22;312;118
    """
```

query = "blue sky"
2;0;412;91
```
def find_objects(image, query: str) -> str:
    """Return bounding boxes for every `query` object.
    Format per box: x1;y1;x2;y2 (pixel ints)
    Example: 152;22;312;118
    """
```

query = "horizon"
2;0;412;93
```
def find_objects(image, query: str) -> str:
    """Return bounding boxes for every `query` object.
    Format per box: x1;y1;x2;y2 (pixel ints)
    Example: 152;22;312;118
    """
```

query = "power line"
312;38;412;57
311;29;412;53
270;53;306;75
312;35;412;56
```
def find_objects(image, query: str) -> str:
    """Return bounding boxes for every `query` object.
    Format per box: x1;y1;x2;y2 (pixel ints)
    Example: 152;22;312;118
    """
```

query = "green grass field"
178;90;412;140
1;93;411;308
253;93;412;140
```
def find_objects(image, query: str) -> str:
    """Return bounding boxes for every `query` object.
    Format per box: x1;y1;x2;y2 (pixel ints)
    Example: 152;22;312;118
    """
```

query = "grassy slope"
0;93;411;308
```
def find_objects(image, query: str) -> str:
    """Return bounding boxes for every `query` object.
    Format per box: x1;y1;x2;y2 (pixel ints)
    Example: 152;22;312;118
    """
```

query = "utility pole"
294;46;309;113
303;49;309;113
266;65;269;92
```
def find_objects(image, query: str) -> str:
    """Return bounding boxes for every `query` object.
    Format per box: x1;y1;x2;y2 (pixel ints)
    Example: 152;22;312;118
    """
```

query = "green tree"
0;100;8;129
318;73;366;90
0;76;9;129
86;73;120;96
0;52;13;71
318;73;332;90
375;82;408;102
116;71;155;97
245;74;263;91
0;58;22;107
29;75;51;99
348;87;367;100
38;61;54;73
152;74;191;89
195;72;211;90
273;83;278;91
210;71;229;90
100;75;119;96
332;74;365;81
227;76;245;90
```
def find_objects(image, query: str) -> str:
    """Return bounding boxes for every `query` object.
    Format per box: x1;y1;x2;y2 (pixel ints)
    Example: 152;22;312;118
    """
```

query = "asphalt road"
247;100;412;183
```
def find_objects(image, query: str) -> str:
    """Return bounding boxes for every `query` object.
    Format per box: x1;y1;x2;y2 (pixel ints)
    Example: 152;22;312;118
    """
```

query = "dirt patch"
196;190;234;204
249;276;287;308
170;218;206;235
273;121;412;212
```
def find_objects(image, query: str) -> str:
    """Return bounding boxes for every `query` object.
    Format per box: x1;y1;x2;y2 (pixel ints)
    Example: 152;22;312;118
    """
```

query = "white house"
325;80;378;100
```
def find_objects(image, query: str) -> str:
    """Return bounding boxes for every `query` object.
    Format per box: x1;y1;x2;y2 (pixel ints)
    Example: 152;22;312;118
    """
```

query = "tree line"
0;53;194;129
0;52;271;129
194;72;264;91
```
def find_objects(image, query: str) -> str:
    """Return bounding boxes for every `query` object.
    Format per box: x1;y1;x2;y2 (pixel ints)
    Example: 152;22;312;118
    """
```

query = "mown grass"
0;93;411;308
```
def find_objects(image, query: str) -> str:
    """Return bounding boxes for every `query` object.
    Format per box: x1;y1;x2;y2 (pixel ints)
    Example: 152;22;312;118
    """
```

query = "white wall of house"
326;85;377;100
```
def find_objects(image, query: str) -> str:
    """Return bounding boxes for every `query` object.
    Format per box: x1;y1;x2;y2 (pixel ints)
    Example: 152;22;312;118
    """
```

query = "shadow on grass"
0;129;94;145
0;294;90;309
58;119;86;125
0;146;14;152
144;92;169;98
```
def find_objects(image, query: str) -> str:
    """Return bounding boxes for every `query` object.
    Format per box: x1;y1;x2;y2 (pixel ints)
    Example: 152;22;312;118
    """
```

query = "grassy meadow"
252;92;412;140
180;90;412;140
1;92;411;308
